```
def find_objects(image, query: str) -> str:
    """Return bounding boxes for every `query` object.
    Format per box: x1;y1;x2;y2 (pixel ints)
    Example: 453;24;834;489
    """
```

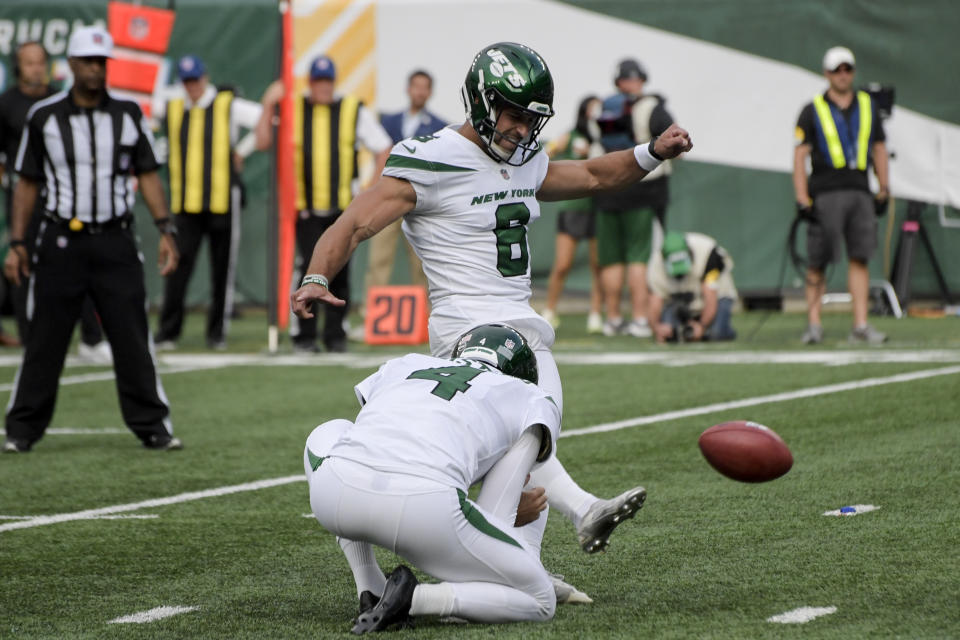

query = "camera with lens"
862;83;895;120
666;292;696;343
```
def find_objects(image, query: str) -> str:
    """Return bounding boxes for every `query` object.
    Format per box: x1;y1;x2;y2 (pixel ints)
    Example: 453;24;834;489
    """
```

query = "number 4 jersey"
326;353;561;490
382;126;549;308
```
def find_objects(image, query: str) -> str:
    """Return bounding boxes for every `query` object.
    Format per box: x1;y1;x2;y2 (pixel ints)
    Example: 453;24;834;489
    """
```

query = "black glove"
796;201;816;222
874;196;889;217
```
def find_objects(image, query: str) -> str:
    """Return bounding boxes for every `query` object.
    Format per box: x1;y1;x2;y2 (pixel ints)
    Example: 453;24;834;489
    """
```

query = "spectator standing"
793;46;889;344
596;58;675;338
153;55;262;350
368;69;447;293
2;27;180;453
542;95;604;334
256;55;392;353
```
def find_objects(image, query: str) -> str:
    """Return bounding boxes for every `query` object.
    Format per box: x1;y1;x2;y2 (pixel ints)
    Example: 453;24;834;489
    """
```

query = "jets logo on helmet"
452;323;538;384
461;42;555;166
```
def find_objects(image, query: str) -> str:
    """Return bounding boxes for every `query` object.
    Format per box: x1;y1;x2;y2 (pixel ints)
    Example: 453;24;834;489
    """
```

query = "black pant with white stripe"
5;221;172;447
6;194;104;346
155;206;237;346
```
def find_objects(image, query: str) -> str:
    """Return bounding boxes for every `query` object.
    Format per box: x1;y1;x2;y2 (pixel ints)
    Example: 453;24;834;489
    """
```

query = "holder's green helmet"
452;323;538;384
460;42;555;166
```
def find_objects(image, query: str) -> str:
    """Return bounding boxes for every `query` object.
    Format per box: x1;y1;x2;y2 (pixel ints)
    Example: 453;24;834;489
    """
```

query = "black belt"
44;214;132;234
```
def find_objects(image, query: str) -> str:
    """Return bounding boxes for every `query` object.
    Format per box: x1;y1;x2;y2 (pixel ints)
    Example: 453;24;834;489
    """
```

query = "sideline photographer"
647;232;738;343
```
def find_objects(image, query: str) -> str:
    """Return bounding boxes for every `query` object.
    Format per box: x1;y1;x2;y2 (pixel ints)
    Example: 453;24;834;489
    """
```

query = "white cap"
67;26;114;58
822;46;855;71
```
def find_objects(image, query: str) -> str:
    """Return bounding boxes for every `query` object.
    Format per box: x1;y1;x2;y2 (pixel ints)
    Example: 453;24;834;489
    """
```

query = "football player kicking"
305;324;559;633
293;42;693;599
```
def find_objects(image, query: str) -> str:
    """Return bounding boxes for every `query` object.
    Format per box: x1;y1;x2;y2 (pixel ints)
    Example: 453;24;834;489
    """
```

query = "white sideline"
108;605;199;624
559;365;960;438
3;365;958;534
767;606;837;623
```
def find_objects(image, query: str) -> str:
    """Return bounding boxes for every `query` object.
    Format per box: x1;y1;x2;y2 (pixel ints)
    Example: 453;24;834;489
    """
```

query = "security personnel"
154;55;262;350
255;55;391;352
793;46;889;345
0;41;109;360
2;26;180;453
647;231;738;343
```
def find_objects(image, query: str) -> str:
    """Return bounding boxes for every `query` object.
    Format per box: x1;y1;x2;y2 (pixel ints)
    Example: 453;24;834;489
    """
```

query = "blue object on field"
840;506;856;514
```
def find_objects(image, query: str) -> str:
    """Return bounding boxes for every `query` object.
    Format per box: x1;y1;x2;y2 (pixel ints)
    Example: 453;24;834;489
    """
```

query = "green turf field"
1;309;958;638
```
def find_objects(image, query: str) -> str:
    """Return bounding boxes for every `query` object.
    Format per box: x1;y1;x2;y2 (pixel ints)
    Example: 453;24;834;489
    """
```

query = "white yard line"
0;476;302;533
3;364;958;534
767;606;837;623
108;605;199;624
0;349;959;374
559;365;960;438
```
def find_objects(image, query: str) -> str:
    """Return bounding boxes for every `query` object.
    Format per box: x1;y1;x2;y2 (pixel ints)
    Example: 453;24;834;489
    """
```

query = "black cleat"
358;590;380;615
143;434;184;451
2;437;32;453
351;565;417;634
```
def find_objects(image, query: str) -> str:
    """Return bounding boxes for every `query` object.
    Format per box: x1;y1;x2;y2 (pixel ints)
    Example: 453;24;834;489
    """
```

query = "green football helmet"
461;42;555;166
452;323;539;384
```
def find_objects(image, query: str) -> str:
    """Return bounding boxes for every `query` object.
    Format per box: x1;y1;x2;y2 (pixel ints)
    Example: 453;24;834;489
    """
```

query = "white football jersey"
326;353;560;490
382;126;550;307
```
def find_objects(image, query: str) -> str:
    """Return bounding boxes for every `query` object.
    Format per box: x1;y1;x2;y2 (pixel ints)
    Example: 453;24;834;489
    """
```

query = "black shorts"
557;209;596;240
807;189;877;269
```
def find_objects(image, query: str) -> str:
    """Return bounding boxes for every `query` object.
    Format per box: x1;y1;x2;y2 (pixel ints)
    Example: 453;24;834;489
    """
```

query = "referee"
2;26;181;453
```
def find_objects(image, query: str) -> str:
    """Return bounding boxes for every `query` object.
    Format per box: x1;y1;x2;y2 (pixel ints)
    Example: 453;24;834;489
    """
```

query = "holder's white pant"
309;457;555;623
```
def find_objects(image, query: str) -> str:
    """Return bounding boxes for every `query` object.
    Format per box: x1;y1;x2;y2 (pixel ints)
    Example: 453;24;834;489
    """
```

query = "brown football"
698;421;793;482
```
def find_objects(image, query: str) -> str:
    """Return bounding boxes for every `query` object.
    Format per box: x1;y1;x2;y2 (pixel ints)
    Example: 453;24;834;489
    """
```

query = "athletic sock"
529;455;596;529
338;537;386;598
410;583;455;617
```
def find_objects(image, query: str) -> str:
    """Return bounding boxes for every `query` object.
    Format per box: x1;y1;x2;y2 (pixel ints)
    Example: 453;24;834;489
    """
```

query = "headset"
13;41;49;80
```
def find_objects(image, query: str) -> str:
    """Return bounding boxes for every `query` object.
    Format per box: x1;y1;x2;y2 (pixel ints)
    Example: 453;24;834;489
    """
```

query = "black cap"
615;58;647;83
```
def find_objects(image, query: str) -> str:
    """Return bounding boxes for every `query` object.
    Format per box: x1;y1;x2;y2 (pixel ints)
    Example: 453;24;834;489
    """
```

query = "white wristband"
301;274;329;289
633;142;663;172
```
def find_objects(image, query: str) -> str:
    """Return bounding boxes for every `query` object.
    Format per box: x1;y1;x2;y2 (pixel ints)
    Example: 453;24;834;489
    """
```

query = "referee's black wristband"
154;217;177;236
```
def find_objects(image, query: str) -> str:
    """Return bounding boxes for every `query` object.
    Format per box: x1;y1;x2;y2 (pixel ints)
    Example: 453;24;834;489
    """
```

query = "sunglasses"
829;65;855;74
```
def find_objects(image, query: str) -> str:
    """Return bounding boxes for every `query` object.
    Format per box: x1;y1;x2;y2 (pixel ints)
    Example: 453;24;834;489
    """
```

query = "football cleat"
143;434;183;451
2;437;32;453
351;565;417;634
577;486;646;554
358;590;379;615
549;573;593;604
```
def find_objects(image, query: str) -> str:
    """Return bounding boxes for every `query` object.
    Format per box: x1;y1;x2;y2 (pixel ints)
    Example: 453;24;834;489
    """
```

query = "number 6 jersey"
382;126;549;307
326;353;561;490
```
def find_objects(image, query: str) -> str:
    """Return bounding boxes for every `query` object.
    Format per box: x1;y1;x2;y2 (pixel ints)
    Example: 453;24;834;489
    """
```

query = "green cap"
662;232;692;278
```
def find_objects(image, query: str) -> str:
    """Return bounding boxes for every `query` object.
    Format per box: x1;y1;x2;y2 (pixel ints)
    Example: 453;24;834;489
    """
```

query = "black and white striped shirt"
15;90;160;223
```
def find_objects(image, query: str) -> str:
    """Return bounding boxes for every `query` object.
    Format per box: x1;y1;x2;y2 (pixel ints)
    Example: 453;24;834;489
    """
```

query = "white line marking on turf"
48;428;127;435
559;365;960;438
2;349;959;374
4;365;957;534
108;605;199;624
0;514;158;520
823;504;880;517
767;606;837;623
0;476;303;532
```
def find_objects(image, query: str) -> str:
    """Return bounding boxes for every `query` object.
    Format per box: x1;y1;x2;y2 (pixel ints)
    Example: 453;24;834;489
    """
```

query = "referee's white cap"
67;26;114;59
